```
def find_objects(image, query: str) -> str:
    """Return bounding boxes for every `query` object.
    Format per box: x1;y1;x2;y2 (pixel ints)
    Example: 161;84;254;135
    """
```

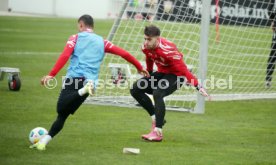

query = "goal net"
85;0;276;112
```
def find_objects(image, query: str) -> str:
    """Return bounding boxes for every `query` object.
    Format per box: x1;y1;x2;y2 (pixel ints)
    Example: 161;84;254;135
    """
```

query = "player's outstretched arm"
182;66;211;100
41;35;76;86
48;35;76;77
104;40;148;76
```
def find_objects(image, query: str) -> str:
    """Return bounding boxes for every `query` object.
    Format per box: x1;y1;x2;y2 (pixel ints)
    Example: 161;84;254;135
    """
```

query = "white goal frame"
85;0;276;113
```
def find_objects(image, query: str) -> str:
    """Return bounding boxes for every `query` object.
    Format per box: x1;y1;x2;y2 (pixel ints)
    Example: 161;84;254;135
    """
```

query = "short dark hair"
78;14;94;28
144;25;160;37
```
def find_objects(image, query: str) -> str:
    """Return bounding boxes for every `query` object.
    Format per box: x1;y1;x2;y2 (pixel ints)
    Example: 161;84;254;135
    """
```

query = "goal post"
107;0;129;42
85;0;276;113
194;0;211;114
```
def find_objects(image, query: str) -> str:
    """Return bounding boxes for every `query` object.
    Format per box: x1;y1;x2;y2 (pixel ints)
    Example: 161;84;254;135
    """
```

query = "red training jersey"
142;37;198;86
48;34;143;77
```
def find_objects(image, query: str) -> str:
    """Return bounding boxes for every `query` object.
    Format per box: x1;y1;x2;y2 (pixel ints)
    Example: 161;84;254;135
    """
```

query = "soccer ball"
29;127;48;144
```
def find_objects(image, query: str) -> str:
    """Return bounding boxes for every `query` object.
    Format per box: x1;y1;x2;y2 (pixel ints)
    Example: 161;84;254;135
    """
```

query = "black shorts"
132;72;185;96
57;77;88;115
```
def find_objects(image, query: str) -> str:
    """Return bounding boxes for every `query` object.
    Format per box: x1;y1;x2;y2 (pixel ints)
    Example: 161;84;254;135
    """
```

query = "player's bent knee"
57;109;71;120
152;90;166;99
57;108;67;116
130;88;138;97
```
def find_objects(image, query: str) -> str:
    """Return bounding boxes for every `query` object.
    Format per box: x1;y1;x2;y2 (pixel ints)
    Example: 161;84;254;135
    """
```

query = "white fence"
1;0;124;19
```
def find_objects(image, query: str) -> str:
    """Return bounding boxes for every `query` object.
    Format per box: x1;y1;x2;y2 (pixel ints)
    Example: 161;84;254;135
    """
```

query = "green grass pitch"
0;16;276;165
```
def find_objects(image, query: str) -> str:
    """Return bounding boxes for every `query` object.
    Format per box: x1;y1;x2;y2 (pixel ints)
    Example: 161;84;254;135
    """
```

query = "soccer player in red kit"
130;25;209;142
31;15;148;151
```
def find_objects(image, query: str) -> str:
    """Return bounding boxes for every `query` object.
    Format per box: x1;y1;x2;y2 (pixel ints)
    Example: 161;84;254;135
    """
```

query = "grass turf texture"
0;16;276;164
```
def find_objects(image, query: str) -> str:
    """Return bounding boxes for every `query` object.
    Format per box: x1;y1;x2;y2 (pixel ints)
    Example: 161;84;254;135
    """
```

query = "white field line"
0;51;267;57
0;51;59;56
86;93;276;102
0;11;54;17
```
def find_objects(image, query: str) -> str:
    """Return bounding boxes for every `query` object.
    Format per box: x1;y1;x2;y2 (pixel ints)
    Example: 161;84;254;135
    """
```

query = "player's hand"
197;85;211;101
271;22;275;32
138;69;150;77
40;75;54;85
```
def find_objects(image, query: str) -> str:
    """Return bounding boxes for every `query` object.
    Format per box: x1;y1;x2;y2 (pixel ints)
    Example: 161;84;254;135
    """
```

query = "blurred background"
0;0;125;19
